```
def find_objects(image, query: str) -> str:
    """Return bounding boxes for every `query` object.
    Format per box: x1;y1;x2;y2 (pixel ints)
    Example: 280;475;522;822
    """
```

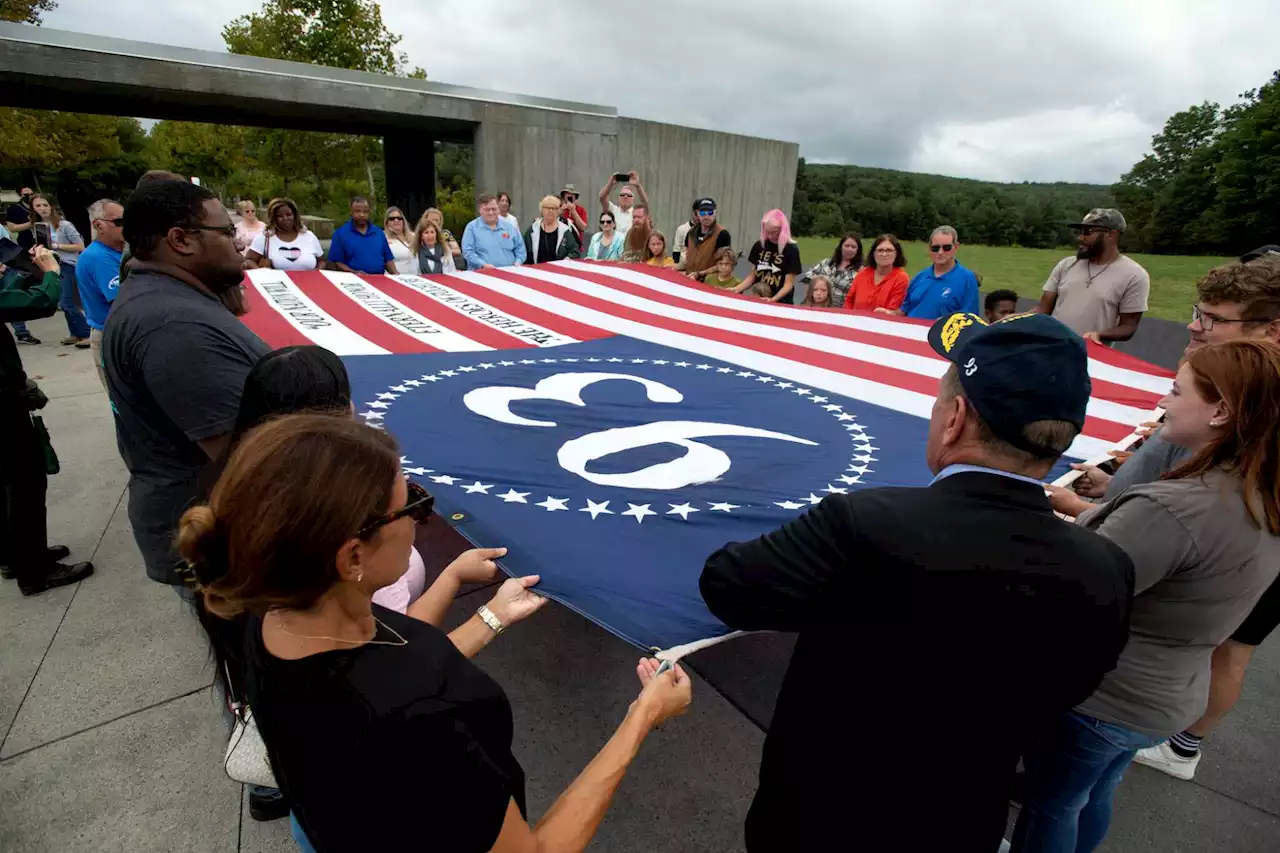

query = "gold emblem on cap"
940;313;985;352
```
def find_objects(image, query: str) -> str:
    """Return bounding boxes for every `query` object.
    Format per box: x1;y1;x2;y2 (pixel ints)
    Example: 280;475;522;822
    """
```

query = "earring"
356;570;364;583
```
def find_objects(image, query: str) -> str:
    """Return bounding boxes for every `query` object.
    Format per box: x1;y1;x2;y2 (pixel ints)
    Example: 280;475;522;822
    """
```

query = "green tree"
147;120;250;197
1213;71;1280;251
0;0;57;24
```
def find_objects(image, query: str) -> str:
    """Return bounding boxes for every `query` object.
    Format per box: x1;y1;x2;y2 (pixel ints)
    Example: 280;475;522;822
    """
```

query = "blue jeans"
58;263;90;339
290;813;318;853
1012;712;1165;853
11;322;28;335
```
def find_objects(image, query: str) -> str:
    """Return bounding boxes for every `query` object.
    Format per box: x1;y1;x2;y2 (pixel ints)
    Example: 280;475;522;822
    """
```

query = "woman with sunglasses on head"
383;206;418;274
234;201;266;257
1022;339;1280;853
412;217;457;276
421;207;465;270
843;234;909;313
246;199;326;271
586;212;624;262
181;414;691;853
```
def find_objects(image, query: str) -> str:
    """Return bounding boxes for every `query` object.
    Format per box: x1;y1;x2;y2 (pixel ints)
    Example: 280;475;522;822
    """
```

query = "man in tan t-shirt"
1038;208;1150;345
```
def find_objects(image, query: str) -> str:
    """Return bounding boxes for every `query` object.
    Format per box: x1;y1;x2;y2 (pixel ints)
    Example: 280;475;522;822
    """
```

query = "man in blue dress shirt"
327;197;395;274
899;226;981;320
462;194;526;270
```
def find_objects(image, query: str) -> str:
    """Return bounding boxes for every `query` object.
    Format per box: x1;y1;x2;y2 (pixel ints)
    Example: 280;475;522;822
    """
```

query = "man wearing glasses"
1038;208;1150;345
598;170;650;234
1062;250;1280;785
899;225;981;319
102;179;270;593
77;199;126;390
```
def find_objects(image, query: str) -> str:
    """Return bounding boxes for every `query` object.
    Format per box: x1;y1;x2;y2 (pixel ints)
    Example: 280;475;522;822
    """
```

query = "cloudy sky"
39;0;1280;185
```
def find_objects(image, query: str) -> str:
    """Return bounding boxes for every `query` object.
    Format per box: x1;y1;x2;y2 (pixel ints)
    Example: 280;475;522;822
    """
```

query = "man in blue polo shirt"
78;198;126;390
462;193;526;270
899;226;981;320
328;197;395;274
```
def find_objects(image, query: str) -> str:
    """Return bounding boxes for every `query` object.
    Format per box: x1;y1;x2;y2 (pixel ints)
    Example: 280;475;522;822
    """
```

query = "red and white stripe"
240;262;1174;460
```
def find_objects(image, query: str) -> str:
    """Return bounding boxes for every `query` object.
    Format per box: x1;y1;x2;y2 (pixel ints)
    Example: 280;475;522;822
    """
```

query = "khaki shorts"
89;328;107;392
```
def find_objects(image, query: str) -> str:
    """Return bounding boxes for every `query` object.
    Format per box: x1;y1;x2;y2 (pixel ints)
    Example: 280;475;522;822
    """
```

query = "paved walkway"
1;312;1277;852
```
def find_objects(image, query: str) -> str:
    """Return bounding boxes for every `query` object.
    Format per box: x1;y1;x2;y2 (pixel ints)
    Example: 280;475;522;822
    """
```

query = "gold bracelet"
476;604;504;634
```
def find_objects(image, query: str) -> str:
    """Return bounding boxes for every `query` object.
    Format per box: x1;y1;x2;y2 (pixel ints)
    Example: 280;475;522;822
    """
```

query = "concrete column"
384;131;436;224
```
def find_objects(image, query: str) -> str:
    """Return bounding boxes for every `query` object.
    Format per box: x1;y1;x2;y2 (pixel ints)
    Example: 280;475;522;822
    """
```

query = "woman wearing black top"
179;415;691;853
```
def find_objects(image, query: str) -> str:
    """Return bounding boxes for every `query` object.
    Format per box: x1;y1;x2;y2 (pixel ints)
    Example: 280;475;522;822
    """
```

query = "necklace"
1085;259;1116;288
273;613;408;647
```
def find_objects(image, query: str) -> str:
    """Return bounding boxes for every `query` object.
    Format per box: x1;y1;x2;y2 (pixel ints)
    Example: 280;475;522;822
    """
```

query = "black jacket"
0;269;60;409
700;471;1134;853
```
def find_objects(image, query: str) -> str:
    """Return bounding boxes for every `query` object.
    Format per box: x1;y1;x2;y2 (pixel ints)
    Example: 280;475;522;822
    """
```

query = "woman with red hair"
735;209;802;303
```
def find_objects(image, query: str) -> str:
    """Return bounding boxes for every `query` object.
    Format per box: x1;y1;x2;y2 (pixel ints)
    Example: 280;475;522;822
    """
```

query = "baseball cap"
1068;208;1126;233
1240;245;1280;263
694;197;716;213
927;312;1091;457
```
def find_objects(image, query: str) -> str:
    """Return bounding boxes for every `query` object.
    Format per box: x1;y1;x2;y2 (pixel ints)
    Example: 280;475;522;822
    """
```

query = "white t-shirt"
250;230;324;271
608;201;635;234
501;213;519;233
387;236;418;274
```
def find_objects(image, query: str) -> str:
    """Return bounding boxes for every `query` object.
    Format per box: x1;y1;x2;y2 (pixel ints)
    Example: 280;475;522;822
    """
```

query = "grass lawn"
792;238;1233;323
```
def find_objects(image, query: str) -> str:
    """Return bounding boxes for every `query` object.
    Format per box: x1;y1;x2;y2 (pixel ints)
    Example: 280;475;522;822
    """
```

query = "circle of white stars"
362;356;878;524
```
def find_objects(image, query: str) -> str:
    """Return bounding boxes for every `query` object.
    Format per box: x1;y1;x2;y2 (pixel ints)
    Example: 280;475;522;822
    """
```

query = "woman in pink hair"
735;208;803;303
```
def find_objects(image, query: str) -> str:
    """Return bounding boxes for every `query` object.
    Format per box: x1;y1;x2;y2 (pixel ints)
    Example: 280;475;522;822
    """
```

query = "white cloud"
37;0;1280;185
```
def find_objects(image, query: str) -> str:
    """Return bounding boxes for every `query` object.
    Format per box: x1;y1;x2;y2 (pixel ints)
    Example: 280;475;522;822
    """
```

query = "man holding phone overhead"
598;170;649;234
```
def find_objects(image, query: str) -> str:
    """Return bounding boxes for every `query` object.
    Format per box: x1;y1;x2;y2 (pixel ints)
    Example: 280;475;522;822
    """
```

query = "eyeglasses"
387;216;404;222
874;247;897;254
356;481;435;539
1191;305;1274;331
930;243;954;252
182;223;236;238
103;217;125;227
1077;227;1107;236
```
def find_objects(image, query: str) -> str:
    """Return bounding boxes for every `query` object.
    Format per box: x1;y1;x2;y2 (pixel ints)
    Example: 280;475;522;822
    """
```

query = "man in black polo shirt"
701;312;1134;853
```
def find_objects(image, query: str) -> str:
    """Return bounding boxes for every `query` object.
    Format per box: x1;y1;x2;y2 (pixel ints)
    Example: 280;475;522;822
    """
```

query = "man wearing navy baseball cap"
701;310;1135;853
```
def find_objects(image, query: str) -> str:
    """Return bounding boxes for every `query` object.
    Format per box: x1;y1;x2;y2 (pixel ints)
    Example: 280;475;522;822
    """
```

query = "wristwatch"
476;604;505;635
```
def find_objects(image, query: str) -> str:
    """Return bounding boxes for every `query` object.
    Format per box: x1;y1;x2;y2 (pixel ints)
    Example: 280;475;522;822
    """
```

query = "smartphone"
33;222;52;248
613;172;631;183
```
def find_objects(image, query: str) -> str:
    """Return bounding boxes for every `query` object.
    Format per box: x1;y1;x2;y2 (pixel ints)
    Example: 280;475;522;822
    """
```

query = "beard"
1076;240;1105;261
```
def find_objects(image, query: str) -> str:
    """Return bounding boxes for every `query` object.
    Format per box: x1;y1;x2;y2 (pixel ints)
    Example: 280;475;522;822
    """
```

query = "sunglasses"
600;219;614;226
619;194;634;199
104;217;125;227
930;243;954;252
183;223;236;238
356;481;435;539
698;209;716;216
387;215;404;222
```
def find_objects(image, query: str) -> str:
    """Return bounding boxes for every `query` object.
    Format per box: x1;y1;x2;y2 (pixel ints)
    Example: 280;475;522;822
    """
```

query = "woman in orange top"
843;234;909;312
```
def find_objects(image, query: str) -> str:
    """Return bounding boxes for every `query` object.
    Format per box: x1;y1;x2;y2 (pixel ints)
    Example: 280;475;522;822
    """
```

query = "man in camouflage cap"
1037;208;1150;346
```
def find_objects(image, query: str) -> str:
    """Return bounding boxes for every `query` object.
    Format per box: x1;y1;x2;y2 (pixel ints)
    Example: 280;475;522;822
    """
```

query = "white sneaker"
1134;741;1200;780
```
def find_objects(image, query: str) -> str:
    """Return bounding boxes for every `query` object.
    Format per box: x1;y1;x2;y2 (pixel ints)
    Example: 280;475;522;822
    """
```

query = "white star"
586;357;602;363
847;424;867;433
860;444;880;452
499;360;516;366
652;359;669;365
541;358;558;364
838;475;862;485
478;362;496;369
607;357;625;363
853;454;879;464
696;364;713;370
368;423;384;430
457;366;477;373
562;358;579;363
737;370;755;377
755;375;775;383
708;501;740;512
430;475;461;485
536;496;570;512
367;401;391;409
674;361;691;367
498;489;530;503
793;388;813;395
400;456;412;465
438;370;457;378
622;503;657;523
579;499;614;519
775;381;794;389
774;500;806;510
847;464;870;475
666;503;699;520
845;424;864;432
837;413;857;422
403;466;430;476
462;481;493;494
520;359;537;365
630;358;647;364
822;484;848;494
360;411;385;420
822;404;843;412
377;392;400;401
389;385;409;392
810;396;829;403
716;367;734;373
419;375;440;383
803;493;823;505
404;379;423;387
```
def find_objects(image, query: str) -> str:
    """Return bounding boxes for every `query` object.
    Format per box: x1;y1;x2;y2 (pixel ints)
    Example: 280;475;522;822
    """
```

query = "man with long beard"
621;203;653;263
1038;208;1150;345
103;179;270;593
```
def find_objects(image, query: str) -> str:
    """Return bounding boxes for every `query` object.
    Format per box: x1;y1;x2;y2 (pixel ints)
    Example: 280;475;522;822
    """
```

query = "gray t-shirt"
1103;430;1191;499
103;271;270;583
1044;254;1150;342
1076;471;1280;736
